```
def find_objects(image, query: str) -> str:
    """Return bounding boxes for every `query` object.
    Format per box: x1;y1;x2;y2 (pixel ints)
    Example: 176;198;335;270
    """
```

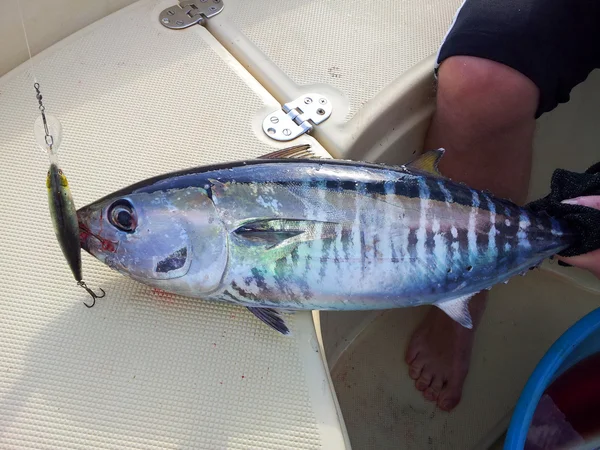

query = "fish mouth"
78;221;93;253
78;221;118;253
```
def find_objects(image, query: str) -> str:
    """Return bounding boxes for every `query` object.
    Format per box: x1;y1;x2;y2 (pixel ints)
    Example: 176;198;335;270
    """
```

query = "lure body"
47;162;82;282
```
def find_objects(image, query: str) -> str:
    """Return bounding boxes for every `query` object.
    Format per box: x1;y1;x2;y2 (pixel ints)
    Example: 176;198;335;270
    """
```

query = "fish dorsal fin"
434;293;475;329
247;307;290;335
406;148;446;178
259;144;321;160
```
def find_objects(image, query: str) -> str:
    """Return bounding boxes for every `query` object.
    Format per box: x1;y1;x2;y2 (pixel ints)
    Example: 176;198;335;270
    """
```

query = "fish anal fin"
259;144;321;160
434;293;475;329
406;148;446;178
247;307;290;335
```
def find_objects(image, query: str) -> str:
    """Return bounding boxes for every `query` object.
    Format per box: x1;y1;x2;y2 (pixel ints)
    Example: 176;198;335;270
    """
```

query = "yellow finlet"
406;148;446;178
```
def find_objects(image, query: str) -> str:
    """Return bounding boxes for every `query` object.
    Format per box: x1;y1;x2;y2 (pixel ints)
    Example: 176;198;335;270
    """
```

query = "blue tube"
504;307;600;449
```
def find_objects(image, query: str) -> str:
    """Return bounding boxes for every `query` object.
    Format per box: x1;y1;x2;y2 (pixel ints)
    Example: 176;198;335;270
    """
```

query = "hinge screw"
283;129;292;136
317;108;326;115
167;10;175;15
270;116;279;124
304;97;313;104
319;98;327;105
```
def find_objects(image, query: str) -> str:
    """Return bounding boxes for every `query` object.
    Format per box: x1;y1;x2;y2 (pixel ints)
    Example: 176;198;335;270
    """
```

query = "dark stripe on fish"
425;228;435;255
291;247;300;266
372;234;381;259
360;230;367;271
366;182;386;196
395;180;420;200
326;180;341;191
340;180;356;191
341;227;352;263
320;230;333;279
250;268;270;293
231;281;272;306
407;228;418;261
391;240;399;263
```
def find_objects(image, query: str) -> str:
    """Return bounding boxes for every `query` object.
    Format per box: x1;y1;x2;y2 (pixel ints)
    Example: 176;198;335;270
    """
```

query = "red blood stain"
101;240;115;252
213;343;217;347
152;288;175;302
241;375;245;379
79;222;116;253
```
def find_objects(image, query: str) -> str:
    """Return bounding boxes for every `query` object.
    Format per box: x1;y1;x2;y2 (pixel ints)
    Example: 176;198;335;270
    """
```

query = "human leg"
405;0;600;411
405;56;539;412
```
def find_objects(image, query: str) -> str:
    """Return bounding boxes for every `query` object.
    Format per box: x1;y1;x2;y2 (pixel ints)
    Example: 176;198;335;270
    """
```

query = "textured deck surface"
224;0;463;120
0;1;345;448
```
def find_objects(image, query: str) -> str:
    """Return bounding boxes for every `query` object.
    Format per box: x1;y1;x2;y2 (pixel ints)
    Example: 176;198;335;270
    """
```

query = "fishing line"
15;0;38;84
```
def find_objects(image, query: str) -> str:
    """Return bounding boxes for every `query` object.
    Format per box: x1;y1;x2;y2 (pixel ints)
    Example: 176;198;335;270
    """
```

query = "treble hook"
77;281;106;308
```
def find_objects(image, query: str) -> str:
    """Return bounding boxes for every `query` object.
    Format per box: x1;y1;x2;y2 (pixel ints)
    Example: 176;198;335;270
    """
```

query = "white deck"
0;1;351;447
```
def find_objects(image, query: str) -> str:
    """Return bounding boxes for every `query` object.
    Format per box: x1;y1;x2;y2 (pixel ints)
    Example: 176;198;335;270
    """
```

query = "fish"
47;162;105;306
76;145;574;334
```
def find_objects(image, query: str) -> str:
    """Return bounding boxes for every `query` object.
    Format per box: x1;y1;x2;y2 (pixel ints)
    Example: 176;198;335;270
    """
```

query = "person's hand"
556;195;600;279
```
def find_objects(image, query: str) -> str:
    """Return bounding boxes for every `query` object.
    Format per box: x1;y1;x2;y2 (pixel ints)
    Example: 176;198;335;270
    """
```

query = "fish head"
77;186;228;294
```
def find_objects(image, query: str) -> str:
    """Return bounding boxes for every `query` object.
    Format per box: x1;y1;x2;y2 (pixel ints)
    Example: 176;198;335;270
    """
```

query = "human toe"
438;383;462;411
424;377;444;401
415;368;433;391
408;358;425;380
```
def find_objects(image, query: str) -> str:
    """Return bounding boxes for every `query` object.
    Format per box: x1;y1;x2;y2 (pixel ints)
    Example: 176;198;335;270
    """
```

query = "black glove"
526;161;600;261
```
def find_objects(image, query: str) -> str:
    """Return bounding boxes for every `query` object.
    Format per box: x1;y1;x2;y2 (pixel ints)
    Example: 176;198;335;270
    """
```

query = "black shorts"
435;0;600;117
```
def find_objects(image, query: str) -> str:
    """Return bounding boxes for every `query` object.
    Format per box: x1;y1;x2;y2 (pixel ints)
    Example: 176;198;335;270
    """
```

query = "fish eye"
108;200;136;232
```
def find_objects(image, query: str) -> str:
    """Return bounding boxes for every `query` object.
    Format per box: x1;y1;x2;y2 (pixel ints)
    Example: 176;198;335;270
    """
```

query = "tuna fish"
77;145;573;334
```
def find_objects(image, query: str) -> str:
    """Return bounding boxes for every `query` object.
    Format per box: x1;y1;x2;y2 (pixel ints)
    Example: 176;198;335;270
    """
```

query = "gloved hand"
526;161;600;279
557;195;600;279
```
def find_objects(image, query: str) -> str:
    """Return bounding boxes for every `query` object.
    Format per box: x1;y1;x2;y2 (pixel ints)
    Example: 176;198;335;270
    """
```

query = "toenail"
441;401;453;410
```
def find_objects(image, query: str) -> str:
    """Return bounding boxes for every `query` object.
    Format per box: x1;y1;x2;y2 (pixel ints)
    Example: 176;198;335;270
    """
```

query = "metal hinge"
263;94;332;141
159;0;224;29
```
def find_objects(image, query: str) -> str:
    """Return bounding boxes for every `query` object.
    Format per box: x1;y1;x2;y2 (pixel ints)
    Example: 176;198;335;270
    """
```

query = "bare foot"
405;293;487;411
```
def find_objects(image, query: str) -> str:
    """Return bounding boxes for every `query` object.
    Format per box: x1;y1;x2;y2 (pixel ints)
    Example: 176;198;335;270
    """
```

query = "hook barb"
77;281;106;308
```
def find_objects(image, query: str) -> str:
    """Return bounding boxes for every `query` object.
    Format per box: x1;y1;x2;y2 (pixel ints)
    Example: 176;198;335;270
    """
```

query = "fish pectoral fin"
234;218;338;250
433;293;475;329
234;230;304;247
406;148;446;178
247;307;291;335
259;144;322;160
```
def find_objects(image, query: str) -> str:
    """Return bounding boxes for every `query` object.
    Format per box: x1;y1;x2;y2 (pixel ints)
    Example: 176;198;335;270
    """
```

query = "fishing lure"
34;83;105;307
